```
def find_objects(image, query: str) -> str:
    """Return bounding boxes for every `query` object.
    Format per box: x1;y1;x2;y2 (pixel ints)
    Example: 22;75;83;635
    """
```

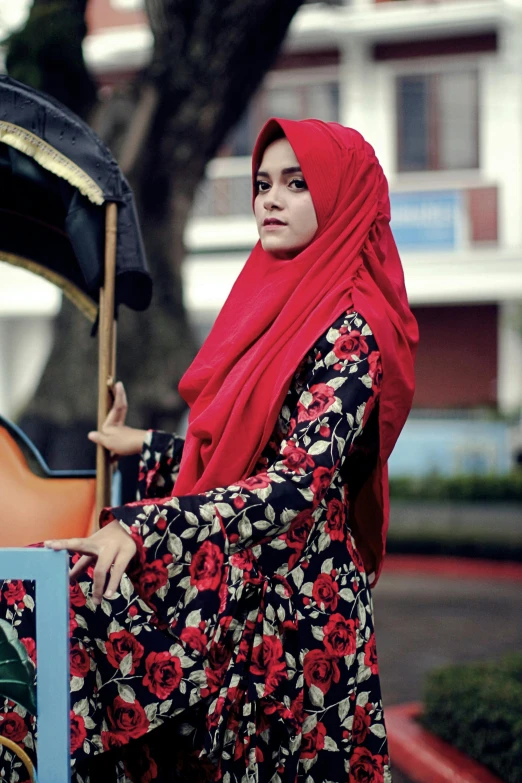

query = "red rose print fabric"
0;311;391;783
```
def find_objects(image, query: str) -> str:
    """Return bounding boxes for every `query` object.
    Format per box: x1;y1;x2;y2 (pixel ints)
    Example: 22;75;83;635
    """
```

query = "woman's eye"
289;178;307;190
256;180;270;192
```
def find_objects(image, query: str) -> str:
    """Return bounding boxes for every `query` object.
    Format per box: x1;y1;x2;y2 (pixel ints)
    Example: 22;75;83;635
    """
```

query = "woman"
0;118;418;783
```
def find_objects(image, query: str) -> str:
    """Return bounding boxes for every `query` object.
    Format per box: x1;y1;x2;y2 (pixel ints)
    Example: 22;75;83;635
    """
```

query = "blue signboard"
390;190;461;251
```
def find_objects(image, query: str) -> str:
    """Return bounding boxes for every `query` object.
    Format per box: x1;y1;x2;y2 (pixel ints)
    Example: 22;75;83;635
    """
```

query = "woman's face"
254;137;318;258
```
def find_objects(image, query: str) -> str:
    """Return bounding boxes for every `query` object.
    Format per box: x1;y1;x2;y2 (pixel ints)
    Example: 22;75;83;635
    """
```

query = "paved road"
371;568;522;782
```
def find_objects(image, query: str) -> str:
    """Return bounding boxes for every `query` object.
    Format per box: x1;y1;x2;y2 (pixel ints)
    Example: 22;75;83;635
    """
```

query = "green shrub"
421;653;522;783
390;473;522;502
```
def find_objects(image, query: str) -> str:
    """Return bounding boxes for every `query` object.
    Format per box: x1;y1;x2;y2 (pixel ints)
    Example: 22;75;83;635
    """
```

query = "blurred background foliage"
421;653;522;783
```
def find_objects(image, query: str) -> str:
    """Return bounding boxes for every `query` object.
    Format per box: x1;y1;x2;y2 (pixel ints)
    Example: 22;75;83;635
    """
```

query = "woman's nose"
263;188;283;210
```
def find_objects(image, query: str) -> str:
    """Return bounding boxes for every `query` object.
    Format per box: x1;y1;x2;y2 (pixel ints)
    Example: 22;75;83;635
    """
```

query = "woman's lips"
263;219;287;230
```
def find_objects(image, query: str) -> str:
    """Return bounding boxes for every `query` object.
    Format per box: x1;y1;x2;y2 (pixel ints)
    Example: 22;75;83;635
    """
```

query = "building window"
397;71;479;172
222;80;339;157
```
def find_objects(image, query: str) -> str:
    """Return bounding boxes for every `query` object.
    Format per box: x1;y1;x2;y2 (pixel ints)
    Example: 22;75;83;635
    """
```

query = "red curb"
383;554;522;582
386;702;503;783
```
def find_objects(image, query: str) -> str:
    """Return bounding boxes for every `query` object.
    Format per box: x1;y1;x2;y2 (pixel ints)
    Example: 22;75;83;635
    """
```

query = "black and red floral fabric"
0;309;391;783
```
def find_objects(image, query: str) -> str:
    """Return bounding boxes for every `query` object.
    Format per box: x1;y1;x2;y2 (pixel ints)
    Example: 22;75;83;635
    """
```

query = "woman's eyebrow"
256;166;303;177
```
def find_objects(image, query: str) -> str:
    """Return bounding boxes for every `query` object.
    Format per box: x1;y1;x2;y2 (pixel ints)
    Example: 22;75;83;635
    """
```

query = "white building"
2;0;522;473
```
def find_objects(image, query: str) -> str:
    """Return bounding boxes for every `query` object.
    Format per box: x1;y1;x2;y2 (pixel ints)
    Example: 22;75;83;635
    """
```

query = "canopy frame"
96;202;118;518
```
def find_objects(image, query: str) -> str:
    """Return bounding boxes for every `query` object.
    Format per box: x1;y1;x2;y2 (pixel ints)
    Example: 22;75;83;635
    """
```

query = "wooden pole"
95;202;118;523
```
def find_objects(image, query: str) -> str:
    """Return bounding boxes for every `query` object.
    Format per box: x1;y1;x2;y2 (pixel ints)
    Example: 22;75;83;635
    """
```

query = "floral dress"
0;309;391;783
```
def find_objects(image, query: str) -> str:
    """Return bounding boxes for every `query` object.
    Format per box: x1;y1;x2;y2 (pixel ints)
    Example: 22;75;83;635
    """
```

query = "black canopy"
0;75;152;320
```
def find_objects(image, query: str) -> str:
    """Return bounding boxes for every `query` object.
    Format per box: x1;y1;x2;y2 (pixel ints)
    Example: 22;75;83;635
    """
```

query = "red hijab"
175;118;418;586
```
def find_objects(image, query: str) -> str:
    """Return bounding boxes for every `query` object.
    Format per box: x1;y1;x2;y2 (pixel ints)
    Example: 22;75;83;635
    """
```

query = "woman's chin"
261;239;299;258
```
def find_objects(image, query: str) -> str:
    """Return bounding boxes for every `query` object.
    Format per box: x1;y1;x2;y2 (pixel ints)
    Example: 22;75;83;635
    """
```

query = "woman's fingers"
88;428;119;462
48;523;137;605
92;550;115;604
103;552;132;599
88;429;117;459
105;382;128;428
69;554;95;581
44;537;98;556
88;424;146;457
88;383;130;452
87;430;103;446
118;382;128;412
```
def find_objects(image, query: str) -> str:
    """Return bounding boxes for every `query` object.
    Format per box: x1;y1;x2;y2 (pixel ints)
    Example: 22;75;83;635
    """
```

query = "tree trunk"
8;0;304;471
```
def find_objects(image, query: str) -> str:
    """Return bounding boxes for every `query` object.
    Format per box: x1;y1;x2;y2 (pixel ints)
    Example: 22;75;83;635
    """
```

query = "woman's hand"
44;521;137;605
88;381;147;458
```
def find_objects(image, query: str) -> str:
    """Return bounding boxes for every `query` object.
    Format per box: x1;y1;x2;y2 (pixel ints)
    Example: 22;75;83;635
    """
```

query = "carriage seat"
0;416;96;547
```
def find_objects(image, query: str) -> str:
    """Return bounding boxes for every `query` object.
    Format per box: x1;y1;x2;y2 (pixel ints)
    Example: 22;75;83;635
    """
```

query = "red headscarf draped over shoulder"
175;118;418;585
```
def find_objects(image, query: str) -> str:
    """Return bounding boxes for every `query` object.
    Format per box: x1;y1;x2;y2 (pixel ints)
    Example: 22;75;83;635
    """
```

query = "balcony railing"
193;165;252;219
192;158;498;250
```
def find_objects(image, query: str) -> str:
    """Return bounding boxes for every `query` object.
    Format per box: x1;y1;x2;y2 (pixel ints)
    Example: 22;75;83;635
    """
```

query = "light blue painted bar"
0;548;70;783
111;468;122;506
